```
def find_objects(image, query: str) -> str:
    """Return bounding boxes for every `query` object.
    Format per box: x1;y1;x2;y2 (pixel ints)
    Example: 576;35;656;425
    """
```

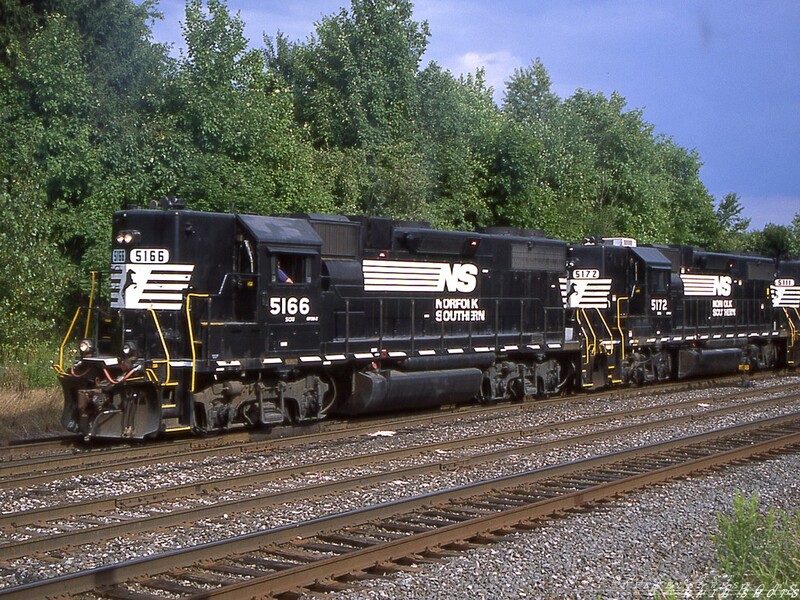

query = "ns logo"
437;263;478;293
712;275;733;297
361;259;478;293
681;273;734;297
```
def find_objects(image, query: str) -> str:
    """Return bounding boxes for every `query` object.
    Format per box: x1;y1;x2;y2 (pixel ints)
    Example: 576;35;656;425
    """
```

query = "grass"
657;492;800;599
0;345;63;442
715;492;800;590
0;386;63;442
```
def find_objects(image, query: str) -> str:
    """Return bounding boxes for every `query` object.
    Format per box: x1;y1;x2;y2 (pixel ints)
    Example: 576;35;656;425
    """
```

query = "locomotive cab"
237;214;322;354
567;240;675;387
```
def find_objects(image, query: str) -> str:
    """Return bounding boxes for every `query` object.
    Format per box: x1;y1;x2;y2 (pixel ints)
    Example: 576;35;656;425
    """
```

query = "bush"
714;492;800;589
657;492;800;599
0;342;60;391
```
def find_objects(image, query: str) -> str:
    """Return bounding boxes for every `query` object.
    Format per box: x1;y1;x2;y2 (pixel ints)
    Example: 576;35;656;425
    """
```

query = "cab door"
260;248;321;354
645;266;672;336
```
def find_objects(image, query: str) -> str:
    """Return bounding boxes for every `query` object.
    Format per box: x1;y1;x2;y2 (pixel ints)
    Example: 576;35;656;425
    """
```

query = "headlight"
78;338;95;357
115;230;140;245
121;341;138;361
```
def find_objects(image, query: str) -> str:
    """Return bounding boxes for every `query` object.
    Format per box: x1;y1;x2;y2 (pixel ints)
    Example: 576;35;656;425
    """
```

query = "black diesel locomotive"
56;203;800;439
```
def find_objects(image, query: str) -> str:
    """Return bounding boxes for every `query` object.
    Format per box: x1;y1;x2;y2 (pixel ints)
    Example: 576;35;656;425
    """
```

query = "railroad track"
2;374;796;490
0;388;796;562
0;377;798;597
2;412;799;599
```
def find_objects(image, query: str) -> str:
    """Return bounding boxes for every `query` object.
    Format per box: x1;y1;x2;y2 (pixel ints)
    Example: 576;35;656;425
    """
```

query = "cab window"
649;269;669;294
272;254;309;284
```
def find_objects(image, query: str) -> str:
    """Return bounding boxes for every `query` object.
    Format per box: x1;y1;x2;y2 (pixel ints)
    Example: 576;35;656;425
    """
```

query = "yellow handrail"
785;308;798;348
185;293;209;393
57;307;83;373
594;307;614;350
83;271;97;338
580;309;598;360
148;308;174;386
616;296;629;362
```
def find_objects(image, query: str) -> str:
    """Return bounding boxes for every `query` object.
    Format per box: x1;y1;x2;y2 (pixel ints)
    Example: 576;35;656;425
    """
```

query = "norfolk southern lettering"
435;298;486;322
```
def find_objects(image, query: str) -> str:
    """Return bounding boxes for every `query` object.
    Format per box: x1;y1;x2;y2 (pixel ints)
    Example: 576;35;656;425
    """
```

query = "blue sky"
144;0;799;230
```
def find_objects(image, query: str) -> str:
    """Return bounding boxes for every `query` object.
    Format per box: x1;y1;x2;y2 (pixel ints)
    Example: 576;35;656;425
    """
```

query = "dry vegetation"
0;387;62;443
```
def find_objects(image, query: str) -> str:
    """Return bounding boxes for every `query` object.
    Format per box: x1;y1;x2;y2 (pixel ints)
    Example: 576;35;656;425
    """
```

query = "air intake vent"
311;222;359;258
512;243;565;271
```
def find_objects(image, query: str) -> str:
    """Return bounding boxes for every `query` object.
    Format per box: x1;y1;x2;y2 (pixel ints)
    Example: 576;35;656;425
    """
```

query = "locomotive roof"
237;214;322;249
631;246;672;269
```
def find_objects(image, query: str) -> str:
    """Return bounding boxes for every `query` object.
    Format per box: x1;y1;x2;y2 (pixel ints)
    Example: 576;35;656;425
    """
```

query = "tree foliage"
0;0;792;364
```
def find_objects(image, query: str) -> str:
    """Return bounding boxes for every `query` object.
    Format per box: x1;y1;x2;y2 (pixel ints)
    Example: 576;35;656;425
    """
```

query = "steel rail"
199;426;800;600
2;377;796;491
1;371;782;468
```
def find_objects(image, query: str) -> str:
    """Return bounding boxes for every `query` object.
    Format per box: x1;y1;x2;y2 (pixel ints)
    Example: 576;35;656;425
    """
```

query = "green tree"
713;192;750;250
417;64;498;229
655;138;718;247
791;211;800;255
171;0;329;215
503;58;559;123
747;223;794;258
267;0;431;219
270;0;429;150
0;1;174;358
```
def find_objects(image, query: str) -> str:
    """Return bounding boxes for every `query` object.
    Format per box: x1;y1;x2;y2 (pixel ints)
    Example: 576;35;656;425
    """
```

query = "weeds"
0;342;59;390
0;341;62;441
657;492;800;599
715;492;800;589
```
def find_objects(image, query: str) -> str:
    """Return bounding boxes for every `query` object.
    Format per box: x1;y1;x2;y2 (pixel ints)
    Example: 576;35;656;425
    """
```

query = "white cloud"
453;50;520;99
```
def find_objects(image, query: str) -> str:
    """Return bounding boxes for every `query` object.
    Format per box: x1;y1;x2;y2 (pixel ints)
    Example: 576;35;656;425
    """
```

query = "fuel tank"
677;348;743;379
334;368;484;416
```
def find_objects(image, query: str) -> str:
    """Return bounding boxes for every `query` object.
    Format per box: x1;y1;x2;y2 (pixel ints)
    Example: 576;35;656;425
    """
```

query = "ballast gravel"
2;378;796;514
1;377;799;595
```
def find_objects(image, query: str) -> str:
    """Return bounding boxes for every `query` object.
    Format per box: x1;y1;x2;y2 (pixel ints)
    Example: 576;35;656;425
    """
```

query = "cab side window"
649;269;669;294
272;254;309;284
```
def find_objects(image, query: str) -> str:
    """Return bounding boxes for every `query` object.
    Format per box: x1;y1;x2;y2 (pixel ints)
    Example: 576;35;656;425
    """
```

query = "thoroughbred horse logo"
121;268;137;303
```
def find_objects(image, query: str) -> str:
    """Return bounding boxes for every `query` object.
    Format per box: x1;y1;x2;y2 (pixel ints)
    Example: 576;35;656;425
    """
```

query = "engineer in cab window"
276;259;293;284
